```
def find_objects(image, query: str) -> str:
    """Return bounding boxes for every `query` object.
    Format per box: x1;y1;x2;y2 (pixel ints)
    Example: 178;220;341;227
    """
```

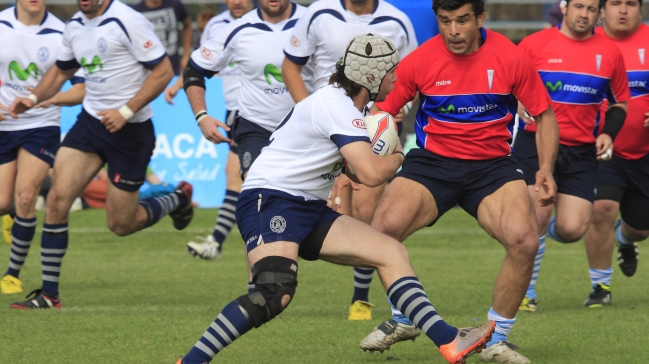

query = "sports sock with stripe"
485;307;515;347
525;235;545;300
212;190;238;247
41;223;68;297
138;193;183;228
351;267;373;303
546;216;566;243
589;268;612;289
5;216;37;278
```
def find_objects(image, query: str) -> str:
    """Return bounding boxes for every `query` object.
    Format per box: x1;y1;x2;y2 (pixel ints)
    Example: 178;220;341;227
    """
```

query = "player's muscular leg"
620;220;649;242
528;185;553;234
351;183;385;224
554;194;593;242
13;149;50;219
477;180;538;319
584;199;618;269
45;148;103;225
320;216;416;290
371;177;438;242
0;160;17;214
226;151;242;192
105;184;146;236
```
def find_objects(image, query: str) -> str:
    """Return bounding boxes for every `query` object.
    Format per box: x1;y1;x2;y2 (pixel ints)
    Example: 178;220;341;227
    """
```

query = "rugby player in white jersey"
6;0;192;309
0;0;85;295
176;33;495;364
281;0;418;320
166;0;255;262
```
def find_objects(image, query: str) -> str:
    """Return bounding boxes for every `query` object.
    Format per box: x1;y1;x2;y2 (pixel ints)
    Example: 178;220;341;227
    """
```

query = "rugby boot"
170;181;194;230
518;297;538;313
1;274;22;294
348;300;374;320
360;319;421;353
440;320;495;364
10;289;61;309
186;234;222;260
584;283;611;308
478;341;531;363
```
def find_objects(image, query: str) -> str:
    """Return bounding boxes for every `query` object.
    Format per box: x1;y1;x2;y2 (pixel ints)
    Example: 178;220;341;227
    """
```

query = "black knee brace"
235;256;298;328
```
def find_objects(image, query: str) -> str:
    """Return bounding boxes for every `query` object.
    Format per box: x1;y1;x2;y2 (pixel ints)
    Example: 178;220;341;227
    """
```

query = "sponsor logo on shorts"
516;169;523;174
40;148;55;160
112;173;142;186
246;235;258;246
352;119;366;128
37;47;50;63
242;151;252;168
290;35;300;47
200;47;212;60
270;216;286;233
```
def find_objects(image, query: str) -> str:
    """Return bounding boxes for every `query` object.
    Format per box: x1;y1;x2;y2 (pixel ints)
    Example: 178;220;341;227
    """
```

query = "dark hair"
432;0;485;17
329;62;364;98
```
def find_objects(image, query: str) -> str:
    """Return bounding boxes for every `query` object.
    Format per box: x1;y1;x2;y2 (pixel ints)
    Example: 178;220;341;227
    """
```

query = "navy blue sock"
6;215;37;278
212;190;238;246
183;300;253;363
351;267;373;303
41;223;68;297
138;193;182;228
247;281;254;294
388;276;458;347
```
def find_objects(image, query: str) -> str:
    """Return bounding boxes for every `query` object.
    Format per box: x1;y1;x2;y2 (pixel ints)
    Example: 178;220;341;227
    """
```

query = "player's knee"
43;189;71;221
235;256;298;328
591;201;618;226
14;189;38;214
558;223;588;242
371;214;406;241
508;229;539;260
107;218;134;236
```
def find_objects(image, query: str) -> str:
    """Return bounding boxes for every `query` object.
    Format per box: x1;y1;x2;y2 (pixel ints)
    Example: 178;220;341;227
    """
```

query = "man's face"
561;0;601;36
437;4;486;56
375;68;398;102
226;0;255;19
17;0;45;14
603;0;643;37
257;0;291;18
77;0;103;14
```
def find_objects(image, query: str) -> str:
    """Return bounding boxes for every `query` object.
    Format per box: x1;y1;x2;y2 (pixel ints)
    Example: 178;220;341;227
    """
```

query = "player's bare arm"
183;66;230;144
532;106;559;206
597;102;628;160
180;15;193;70
98;57;173;133
164;75;184;104
34;83;86;108
339;140;403;188
8;65;78;118
282;57;308;103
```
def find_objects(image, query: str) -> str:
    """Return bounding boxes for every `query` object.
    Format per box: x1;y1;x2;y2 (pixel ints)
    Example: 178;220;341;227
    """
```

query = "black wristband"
195;110;208;123
601;106;626;141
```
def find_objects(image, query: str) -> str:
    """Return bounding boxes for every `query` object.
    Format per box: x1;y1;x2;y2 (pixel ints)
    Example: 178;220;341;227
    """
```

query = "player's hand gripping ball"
345;111;399;174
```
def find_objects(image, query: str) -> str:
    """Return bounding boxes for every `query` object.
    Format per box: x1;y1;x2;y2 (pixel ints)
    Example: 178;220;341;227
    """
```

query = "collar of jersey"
13;5;49;25
339;0;379;14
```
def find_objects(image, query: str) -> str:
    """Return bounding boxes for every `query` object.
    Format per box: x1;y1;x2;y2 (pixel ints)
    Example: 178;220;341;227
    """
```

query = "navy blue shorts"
61;108;155;192
512;130;597;202
236;188;341;258
596;153;649;211
0;126;60;167
397;148;525;223
225;109;238;155
233;117;272;177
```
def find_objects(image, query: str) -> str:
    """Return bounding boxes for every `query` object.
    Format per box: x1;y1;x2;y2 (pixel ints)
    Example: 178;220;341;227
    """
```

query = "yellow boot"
2;214;13;244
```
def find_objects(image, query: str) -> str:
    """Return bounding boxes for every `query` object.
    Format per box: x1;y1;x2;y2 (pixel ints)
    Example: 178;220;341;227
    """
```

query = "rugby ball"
364;111;399;156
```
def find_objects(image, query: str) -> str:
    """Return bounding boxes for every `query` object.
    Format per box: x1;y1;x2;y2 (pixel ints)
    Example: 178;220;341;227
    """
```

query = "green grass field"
1;208;647;363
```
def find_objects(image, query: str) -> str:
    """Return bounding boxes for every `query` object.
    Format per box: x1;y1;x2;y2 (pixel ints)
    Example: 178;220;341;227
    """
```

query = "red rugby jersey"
596;24;649;160
518;26;630;146
376;28;551;160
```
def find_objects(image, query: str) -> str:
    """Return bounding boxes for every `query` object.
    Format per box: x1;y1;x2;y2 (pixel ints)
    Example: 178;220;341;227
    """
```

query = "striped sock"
183;300;253;363
212;190;238;246
387;276;458;347
389;296;414;325
247;281;254;294
41;223;68;297
351;267;373;303
546;216;566;243
138;193;181;227
525;235;546;300
615;221;634;247
589;268;612;289
486;308;516;347
5;216;37;278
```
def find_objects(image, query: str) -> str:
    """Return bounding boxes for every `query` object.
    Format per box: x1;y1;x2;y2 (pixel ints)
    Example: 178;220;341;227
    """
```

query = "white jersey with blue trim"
0;8;81;131
190;4;307;132
200;10;240;111
56;0;167;123
243;85;371;201
283;0;417;92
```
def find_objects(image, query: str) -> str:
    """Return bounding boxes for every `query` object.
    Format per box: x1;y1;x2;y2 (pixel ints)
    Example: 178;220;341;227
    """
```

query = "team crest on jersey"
37;47;49;63
290;35;300;47
487;69;494;90
596;54;602;72
640;49;645;65
200;47;212;60
352;119;366;128
97;37;108;54
270;216;286;233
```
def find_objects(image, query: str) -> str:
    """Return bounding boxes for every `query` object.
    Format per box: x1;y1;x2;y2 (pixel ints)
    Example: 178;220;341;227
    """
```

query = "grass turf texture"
1;208;648;363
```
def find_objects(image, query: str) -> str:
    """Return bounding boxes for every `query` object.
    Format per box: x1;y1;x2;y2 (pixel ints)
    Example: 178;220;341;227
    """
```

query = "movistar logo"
438;105;455;114
9;61;39;81
80;56;103;73
545;81;562;92
264;64;283;85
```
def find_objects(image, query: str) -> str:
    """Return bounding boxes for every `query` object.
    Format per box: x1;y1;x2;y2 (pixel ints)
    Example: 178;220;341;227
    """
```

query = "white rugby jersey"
283;0;417;92
200;10;240;111
190;4;307;131
0;8;82;131
56;0;167;122
243;85;371;200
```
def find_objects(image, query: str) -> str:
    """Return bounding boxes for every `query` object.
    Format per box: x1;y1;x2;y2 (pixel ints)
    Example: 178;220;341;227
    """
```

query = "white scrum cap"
343;33;399;101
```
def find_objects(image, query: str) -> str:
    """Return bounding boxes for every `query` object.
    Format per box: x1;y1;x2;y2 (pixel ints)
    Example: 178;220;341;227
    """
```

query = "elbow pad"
601;107;626;141
182;64;206;92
